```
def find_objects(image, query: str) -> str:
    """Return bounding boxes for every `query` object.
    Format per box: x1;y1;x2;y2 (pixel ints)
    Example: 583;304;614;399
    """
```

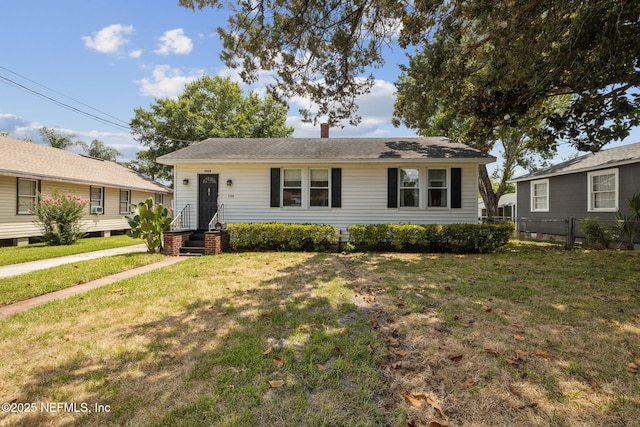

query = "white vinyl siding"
530;179;549;212
588;169;618;212
0;176;171;241
172;162;480;237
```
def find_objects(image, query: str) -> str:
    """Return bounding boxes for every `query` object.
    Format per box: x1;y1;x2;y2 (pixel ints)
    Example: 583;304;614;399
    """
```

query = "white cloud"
82;24;134;54
135;65;202;98
287;78;413;137
129;49;143;59
154;29;193;55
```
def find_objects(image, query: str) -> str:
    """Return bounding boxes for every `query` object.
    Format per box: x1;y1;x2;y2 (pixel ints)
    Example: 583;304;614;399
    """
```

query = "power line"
0;65;131;132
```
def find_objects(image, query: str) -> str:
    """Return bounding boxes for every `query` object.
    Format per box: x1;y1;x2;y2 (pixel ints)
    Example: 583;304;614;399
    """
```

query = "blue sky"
1;0;637;172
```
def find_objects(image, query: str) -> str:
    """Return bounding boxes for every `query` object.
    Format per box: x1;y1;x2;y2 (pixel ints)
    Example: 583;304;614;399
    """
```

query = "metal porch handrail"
208;203;225;231
170;204;190;230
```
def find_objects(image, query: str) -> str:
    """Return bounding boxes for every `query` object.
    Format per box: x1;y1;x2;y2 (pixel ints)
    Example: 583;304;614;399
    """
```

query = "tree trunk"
478;165;500;222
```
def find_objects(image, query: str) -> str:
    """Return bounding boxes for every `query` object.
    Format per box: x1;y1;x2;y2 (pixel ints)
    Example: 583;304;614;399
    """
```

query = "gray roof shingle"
511;141;640;182
157;137;495;163
0;135;171;193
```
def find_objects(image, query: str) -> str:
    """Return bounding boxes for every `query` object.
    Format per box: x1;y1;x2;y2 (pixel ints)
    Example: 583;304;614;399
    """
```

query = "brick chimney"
320;123;329;138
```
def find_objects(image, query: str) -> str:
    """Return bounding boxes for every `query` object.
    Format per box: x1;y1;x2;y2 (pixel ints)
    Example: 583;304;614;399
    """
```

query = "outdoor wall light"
182;179;189;185
226;179;233;186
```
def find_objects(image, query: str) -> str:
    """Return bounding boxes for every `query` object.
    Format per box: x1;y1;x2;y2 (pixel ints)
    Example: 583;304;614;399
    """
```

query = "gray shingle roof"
511;141;640;182
157;137;495;163
0;135;171;193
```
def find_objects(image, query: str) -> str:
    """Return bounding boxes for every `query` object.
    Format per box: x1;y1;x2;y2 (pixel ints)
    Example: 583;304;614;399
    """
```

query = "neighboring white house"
157;133;495;240
0;135;173;246
478;193;517;222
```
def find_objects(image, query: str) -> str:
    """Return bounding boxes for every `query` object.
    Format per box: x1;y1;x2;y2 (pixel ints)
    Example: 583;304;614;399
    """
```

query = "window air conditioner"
91;206;103;215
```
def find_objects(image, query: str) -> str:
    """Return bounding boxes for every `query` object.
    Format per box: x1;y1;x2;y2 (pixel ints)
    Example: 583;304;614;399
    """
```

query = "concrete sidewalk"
0;244;149;279
0;255;188;320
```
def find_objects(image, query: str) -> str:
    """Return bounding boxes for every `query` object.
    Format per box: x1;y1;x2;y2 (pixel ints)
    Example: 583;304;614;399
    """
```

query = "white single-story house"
0;135;173;246
157;132;495;243
478;193;516;222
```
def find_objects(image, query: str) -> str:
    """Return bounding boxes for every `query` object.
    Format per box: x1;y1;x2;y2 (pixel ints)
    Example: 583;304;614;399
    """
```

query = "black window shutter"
331;168;342;208
451;167;462;208
387;168;398;208
270;168;280;207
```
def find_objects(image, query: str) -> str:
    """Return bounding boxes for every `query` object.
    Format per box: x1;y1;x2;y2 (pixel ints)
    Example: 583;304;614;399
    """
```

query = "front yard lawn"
0;235;141;266
0;242;638;426
0;253;164;306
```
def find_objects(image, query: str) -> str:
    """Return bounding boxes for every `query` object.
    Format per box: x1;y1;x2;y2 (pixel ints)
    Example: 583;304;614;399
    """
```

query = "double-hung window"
282;169;302;207
310;169;329;207
530;179;549;212
17;178;39;214
427;169;448;207
399;168;420;207
588;169;618;212
119;190;131;214
90;186;104;214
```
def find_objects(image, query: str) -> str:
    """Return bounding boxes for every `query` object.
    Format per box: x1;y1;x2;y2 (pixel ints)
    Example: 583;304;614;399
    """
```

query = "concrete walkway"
0;244;148;279
0;246;189;320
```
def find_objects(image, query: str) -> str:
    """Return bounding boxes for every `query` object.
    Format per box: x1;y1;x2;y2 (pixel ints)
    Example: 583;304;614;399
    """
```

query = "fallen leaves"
273;357;284;369
268;380;285;388
627;362;638;374
400;391;444;416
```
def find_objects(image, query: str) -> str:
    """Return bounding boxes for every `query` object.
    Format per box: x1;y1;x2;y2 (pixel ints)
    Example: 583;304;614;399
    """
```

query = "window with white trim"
309;169;329;207
155;193;164;206
427;169;448;207
282;169;302;207
530;179;549;212
588;169;618;212
399;168;420;207
90;186;104;214
17;178;38;214
119;189;131;214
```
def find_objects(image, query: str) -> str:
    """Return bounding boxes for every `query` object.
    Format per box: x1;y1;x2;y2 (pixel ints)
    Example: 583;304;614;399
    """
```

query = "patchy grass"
0;253;164;305
0;242;639;426
0;235;141;266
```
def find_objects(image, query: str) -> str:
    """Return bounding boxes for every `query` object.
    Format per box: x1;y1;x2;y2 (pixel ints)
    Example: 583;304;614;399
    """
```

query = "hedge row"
227;223;340;252
347;223;514;253
226;222;514;253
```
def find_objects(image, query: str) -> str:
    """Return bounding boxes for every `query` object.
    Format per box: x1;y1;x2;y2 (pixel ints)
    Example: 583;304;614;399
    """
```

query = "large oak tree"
129;75;293;181
180;0;639;215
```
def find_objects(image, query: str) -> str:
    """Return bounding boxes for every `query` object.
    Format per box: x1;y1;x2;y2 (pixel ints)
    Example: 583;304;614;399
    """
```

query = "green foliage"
615;192;640;249
227;223;340;252
129;75;293;181
78;138;122;161
181;0;639;147
581;217;618;249
32;191;89;245
347;223;514;254
125;198;172;253
38;127;78;150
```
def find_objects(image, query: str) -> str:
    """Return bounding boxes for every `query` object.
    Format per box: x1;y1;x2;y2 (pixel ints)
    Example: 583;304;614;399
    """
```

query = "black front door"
198;174;218;230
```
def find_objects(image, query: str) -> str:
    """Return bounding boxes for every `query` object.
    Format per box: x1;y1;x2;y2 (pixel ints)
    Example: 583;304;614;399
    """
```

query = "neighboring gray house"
157;135;495;241
511;142;640;241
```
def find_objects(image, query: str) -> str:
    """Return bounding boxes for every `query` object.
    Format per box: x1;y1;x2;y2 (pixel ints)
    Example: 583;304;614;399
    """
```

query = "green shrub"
347;223;513;253
581;217;617;249
227;223;340;252
32;190;89;245
125;199;172;253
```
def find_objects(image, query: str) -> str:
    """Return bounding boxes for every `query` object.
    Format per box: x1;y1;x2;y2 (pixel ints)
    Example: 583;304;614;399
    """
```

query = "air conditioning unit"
91;206;103;215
